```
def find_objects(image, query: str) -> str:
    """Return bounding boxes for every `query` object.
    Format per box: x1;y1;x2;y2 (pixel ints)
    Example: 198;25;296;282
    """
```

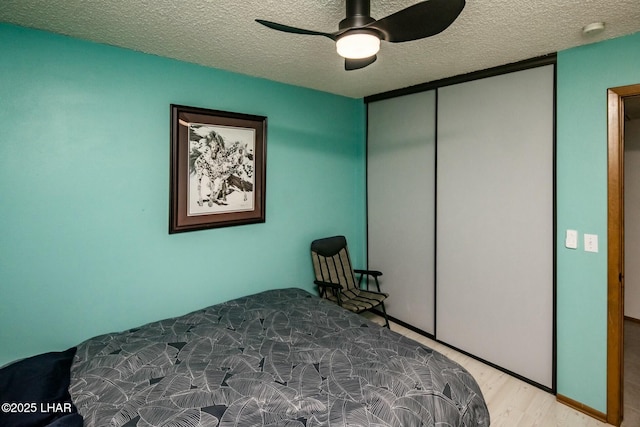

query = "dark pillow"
0;347;81;427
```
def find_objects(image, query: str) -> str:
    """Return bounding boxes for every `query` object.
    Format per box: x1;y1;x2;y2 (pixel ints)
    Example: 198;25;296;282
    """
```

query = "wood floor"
363;313;640;427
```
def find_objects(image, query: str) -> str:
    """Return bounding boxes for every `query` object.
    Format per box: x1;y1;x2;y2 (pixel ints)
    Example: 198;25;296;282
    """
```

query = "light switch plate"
584;234;598;253
565;229;578;249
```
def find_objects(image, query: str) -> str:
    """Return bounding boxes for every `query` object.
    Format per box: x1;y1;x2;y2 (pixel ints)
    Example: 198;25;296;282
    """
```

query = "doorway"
607;83;640;426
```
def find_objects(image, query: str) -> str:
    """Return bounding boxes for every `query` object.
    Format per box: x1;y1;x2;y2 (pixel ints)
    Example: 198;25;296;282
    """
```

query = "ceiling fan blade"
255;19;338;40
345;55;377;71
367;0;465;42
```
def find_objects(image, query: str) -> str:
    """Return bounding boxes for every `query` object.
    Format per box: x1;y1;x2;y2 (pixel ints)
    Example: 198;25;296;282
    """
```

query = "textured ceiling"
1;0;640;98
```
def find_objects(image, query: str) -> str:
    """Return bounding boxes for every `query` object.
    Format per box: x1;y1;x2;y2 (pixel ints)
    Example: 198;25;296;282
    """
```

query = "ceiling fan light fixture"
336;31;380;59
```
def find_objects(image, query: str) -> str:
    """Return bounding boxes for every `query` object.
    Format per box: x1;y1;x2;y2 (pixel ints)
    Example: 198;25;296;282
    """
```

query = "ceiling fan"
256;0;465;71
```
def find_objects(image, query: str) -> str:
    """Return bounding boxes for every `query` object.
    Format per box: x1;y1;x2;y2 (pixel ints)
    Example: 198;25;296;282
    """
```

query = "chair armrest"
314;280;344;304
354;269;383;277
354;269;383;292
314;280;343;290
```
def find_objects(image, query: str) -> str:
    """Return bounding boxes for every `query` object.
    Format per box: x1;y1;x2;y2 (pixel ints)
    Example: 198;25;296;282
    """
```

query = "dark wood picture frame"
169;104;266;233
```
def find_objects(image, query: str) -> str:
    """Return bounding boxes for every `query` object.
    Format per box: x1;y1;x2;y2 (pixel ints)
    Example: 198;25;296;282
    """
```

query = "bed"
1;288;490;427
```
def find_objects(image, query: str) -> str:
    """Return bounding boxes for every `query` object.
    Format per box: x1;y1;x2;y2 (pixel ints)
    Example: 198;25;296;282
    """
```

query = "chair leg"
379;301;390;329
374;276;381;292
357;272;365;290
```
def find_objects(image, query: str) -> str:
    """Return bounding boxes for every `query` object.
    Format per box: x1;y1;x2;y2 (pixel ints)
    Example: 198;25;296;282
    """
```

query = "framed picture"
169;104;267;233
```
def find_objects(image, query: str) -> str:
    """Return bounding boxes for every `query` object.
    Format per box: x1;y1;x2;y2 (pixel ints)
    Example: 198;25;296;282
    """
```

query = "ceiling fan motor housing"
340;0;376;30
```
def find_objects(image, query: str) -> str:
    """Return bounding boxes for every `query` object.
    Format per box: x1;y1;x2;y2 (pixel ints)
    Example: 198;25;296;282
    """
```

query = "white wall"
625;118;640;320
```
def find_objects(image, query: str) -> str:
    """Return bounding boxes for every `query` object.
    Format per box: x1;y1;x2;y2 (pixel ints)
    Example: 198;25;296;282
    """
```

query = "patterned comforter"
70;288;490;426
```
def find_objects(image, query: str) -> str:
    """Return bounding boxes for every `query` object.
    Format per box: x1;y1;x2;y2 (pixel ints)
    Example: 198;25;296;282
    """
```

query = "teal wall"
0;24;366;366
557;32;640;411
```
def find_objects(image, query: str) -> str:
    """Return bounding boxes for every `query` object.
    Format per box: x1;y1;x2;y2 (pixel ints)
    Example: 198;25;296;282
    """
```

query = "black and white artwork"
169;104;266;233
188;124;255;216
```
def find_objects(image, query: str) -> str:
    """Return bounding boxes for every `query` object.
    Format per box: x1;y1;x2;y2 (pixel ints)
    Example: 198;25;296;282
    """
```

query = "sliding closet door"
436;65;554;388
367;91;436;334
